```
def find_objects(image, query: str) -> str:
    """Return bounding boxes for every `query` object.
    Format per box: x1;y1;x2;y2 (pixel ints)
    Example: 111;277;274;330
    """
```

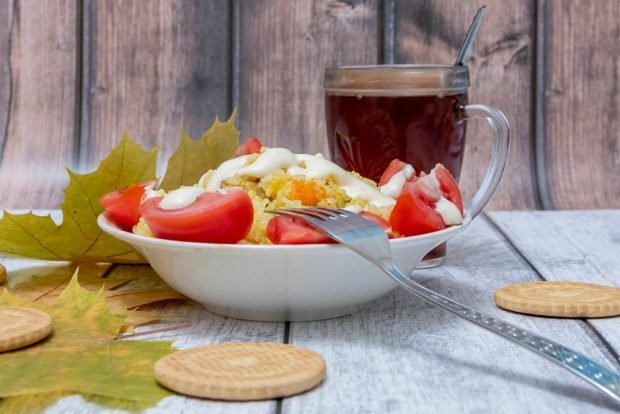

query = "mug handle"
460;104;511;218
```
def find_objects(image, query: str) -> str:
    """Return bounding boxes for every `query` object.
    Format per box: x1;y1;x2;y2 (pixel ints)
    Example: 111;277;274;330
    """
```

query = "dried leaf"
160;112;240;191
0;135;157;263
105;288;186;310
7;262;111;292
122;310;170;330
5;262;187;330
0;270;173;407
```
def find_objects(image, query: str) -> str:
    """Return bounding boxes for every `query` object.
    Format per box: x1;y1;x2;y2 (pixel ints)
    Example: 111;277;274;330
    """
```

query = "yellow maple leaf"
0;271;173;407
0;135;157;263
0;113;240;264
160;111;240;191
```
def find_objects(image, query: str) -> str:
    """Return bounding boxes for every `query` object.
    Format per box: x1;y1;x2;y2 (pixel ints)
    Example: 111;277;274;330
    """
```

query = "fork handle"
380;260;620;403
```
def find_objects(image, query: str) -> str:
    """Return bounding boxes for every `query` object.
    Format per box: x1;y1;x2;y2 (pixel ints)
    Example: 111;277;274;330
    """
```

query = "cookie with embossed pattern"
154;342;326;400
495;281;620;318
0;306;53;352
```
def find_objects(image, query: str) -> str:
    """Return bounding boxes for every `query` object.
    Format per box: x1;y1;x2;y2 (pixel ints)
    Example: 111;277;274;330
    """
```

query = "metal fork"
268;207;620;404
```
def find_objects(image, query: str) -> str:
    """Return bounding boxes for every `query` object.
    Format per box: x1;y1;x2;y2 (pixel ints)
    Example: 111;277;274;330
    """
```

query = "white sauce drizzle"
425;169;463;225
159;186;206;210
199;156;250;190
379;164;414;198
199;147;396;208
434;197;463;225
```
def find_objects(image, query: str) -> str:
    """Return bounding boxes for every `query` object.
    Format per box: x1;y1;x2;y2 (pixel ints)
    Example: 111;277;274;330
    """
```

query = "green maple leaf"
160;111;240;191
0;270;173;407
0;135;157;263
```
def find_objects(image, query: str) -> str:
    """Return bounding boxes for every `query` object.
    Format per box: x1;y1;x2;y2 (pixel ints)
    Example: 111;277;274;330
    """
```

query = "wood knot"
326;0;356;17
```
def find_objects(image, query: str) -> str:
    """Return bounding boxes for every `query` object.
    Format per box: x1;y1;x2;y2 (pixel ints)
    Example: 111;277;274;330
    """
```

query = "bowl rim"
97;212;471;251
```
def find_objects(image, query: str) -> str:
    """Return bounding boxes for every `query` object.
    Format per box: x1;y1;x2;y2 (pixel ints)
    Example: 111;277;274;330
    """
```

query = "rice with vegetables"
126;140;464;245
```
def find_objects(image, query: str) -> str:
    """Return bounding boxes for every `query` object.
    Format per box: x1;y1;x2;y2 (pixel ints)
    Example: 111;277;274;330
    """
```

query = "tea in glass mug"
324;65;509;267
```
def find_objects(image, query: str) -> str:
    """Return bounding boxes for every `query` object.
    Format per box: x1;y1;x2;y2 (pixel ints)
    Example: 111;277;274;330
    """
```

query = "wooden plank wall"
0;0;618;210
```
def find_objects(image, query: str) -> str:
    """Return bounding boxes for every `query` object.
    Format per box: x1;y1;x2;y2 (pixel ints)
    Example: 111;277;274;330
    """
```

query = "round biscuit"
0;306;53;352
154;342;326;400
494;281;620;318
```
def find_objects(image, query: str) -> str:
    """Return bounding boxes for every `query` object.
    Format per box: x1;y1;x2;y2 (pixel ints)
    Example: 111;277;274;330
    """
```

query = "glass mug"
324;65;510;267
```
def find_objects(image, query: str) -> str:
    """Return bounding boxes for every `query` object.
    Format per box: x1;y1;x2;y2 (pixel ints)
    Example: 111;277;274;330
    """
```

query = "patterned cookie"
154;342;326;401
0;306;53;352
494;281;620;318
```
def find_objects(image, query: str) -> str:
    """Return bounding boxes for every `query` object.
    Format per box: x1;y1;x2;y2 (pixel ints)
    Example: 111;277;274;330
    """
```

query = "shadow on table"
413;347;620;411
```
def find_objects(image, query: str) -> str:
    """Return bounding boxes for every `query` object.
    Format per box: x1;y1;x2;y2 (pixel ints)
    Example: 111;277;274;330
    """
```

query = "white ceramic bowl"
98;213;471;322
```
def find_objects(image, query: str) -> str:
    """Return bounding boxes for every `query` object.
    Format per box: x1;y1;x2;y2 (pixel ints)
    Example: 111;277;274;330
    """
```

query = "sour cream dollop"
159;186;206;210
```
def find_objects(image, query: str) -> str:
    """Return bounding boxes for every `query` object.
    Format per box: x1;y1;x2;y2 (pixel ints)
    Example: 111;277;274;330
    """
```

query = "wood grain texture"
489;210;620;362
82;0;231;172
0;0;78;209
392;0;538;210
284;217;620;413
539;1;620;209
237;0;379;154
0;1;11;160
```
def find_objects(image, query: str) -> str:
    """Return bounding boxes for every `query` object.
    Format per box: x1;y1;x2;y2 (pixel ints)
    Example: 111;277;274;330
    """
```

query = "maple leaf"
160;111;240;191
0;135;157;263
0;271;173;406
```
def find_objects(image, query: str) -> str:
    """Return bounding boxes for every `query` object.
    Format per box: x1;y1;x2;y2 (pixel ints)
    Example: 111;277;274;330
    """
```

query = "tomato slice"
99;182;152;230
233;137;263;157
267;211;393;244
390;180;446;237
359;211;394;238
389;164;464;236
140;189;253;243
266;215;334;245
433;164;464;214
378;159;409;186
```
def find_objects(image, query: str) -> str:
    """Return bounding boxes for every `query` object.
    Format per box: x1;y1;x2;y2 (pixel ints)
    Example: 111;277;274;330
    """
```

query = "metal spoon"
454;5;487;66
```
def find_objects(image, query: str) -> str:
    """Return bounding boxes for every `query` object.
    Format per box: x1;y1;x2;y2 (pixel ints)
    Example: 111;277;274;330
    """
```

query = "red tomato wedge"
99;182;152;230
434;164;464;214
359;211;394;238
390;181;446;236
267;211;393;245
266;215;334;245
233;137;263;157
140;189;253;243
378;159;409;186
389;164;463;237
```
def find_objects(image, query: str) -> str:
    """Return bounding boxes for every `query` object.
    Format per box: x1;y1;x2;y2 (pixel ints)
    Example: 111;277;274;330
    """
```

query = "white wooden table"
2;210;620;413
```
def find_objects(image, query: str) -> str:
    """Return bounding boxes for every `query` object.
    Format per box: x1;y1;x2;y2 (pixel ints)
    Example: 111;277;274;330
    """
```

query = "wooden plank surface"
489;210;620;358
0;1;11;164
0;0;78;209
2;211;620;412
392;0;538;210
82;0;231;172
538;1;620;209
237;0;380;154
284;216;620;413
